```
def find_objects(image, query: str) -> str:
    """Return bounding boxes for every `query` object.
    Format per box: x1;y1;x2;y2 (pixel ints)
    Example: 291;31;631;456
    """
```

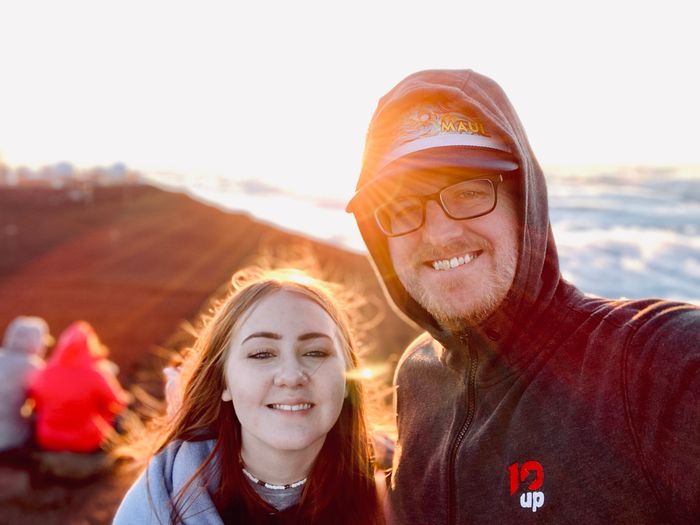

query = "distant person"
28;321;128;453
114;268;383;524
162;353;183;420
0;316;51;459
345;69;700;523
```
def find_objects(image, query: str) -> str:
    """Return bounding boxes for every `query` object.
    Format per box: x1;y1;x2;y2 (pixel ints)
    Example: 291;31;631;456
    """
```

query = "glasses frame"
374;174;504;237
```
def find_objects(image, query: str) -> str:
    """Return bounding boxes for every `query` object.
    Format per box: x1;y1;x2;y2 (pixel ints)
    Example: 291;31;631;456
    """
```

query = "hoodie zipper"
446;334;478;525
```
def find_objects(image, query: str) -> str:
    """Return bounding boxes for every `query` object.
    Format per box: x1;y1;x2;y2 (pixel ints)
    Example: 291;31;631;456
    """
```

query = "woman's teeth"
269;403;312;411
431;252;477;271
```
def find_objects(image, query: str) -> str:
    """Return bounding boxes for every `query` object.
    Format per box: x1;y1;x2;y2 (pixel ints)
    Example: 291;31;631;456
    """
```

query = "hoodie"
0;316;49;451
29;321;127;452
351;70;700;524
114;439;223;525
114;439;305;524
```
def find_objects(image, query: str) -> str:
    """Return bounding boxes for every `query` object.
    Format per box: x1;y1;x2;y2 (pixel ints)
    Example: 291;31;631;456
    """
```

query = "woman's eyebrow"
297;332;333;342
241;331;281;344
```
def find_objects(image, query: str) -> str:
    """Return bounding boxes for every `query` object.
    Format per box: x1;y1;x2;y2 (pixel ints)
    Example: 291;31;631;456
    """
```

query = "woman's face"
222;290;348;460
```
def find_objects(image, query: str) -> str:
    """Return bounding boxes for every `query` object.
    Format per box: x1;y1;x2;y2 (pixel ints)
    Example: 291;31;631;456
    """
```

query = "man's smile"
429;250;483;271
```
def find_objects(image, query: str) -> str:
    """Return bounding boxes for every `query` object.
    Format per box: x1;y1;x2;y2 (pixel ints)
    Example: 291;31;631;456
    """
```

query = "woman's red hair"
146;268;381;524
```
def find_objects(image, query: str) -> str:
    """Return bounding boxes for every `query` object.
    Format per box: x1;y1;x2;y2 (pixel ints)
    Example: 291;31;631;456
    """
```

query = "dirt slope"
0;185;418;382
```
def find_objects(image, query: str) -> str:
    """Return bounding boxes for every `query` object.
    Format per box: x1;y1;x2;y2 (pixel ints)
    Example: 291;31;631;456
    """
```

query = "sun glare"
346;363;392;381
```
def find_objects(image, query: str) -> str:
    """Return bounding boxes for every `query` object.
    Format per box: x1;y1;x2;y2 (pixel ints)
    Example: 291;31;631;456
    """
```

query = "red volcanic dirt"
0;185;417;380
0;185;419;524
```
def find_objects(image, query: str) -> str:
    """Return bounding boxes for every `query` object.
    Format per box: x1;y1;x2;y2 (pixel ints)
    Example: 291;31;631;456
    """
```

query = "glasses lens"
441;179;496;219
375;197;423;236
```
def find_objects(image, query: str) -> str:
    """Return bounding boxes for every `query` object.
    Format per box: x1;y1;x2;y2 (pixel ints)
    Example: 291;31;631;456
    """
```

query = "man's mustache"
410;239;490;263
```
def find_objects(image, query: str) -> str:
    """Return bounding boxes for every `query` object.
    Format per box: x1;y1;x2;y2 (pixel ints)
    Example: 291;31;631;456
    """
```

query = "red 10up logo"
508;461;545;513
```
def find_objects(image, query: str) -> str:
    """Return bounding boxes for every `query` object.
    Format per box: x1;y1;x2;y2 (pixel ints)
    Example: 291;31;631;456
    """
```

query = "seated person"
0;316;51;461
28;321;128;453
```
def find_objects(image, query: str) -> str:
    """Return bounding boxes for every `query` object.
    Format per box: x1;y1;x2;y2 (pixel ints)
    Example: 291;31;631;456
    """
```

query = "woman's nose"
273;357;310;387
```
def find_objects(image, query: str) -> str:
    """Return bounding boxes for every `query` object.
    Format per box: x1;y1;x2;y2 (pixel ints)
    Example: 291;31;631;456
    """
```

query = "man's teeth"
431;253;477;271
269;403;312;411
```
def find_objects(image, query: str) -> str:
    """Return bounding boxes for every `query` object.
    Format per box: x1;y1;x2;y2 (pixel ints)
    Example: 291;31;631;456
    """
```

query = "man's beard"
395;248;517;331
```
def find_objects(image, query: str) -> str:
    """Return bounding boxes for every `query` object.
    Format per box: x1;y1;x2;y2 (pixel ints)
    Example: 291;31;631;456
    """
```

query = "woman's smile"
222;290;347;457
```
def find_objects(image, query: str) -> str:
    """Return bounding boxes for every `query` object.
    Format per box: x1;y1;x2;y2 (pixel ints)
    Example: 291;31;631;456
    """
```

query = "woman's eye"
248;350;275;359
304;349;329;358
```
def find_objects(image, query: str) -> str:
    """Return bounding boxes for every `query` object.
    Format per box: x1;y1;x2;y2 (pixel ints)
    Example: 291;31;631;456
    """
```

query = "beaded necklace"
241;466;307;491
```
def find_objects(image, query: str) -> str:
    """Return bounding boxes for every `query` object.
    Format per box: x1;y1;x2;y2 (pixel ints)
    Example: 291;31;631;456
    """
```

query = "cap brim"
346;146;518;213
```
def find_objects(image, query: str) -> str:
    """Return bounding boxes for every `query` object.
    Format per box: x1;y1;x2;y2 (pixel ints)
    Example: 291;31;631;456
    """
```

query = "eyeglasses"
374;174;504;237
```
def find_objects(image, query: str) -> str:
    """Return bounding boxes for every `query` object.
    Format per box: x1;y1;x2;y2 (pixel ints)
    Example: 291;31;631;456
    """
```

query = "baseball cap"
346;85;518;214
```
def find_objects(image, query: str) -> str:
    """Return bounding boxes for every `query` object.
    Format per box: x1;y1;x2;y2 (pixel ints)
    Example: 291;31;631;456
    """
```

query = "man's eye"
456;190;480;199
248;350;275;359
394;205;419;218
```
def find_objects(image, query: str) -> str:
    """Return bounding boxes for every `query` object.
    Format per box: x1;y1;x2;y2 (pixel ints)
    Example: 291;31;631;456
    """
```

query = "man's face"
385;169;520;329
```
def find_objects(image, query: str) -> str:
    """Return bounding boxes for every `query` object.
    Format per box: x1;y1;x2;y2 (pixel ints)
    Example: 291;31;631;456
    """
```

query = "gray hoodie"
113;439;222;524
0;316;49;452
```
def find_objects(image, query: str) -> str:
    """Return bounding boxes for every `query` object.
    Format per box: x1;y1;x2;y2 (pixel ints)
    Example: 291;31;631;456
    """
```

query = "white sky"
1;0;698;199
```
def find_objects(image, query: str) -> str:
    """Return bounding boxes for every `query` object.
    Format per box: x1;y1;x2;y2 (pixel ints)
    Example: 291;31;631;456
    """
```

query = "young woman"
114;268;382;524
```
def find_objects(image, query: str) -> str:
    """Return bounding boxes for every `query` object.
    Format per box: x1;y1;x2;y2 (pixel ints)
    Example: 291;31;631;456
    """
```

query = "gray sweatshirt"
0;317;48;452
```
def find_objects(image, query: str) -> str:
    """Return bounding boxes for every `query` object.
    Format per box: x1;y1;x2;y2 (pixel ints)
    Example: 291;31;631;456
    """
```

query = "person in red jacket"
29;321;128;453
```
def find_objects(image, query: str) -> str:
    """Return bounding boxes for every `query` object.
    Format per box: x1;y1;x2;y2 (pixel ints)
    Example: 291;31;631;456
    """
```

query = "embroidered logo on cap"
397;107;491;144
439;117;489;136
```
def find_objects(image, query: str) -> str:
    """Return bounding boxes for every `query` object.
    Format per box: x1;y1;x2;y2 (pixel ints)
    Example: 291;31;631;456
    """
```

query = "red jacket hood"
48;321;100;367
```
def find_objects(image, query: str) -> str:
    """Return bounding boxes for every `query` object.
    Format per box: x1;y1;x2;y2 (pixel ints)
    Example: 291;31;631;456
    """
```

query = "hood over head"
2;316;52;357
48;320;105;367
348;69;561;349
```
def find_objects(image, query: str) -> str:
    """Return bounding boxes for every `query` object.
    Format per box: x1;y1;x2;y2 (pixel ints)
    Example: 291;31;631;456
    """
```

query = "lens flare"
346;363;391;381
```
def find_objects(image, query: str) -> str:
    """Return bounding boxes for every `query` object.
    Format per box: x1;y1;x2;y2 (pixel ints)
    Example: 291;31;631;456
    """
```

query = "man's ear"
221;389;232;402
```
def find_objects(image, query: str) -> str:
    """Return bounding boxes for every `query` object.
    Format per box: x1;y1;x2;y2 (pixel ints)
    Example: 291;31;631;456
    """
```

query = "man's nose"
421;200;463;244
273;356;309;387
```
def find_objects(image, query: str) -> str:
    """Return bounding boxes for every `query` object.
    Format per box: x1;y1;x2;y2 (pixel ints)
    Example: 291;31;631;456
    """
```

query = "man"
346;69;699;524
